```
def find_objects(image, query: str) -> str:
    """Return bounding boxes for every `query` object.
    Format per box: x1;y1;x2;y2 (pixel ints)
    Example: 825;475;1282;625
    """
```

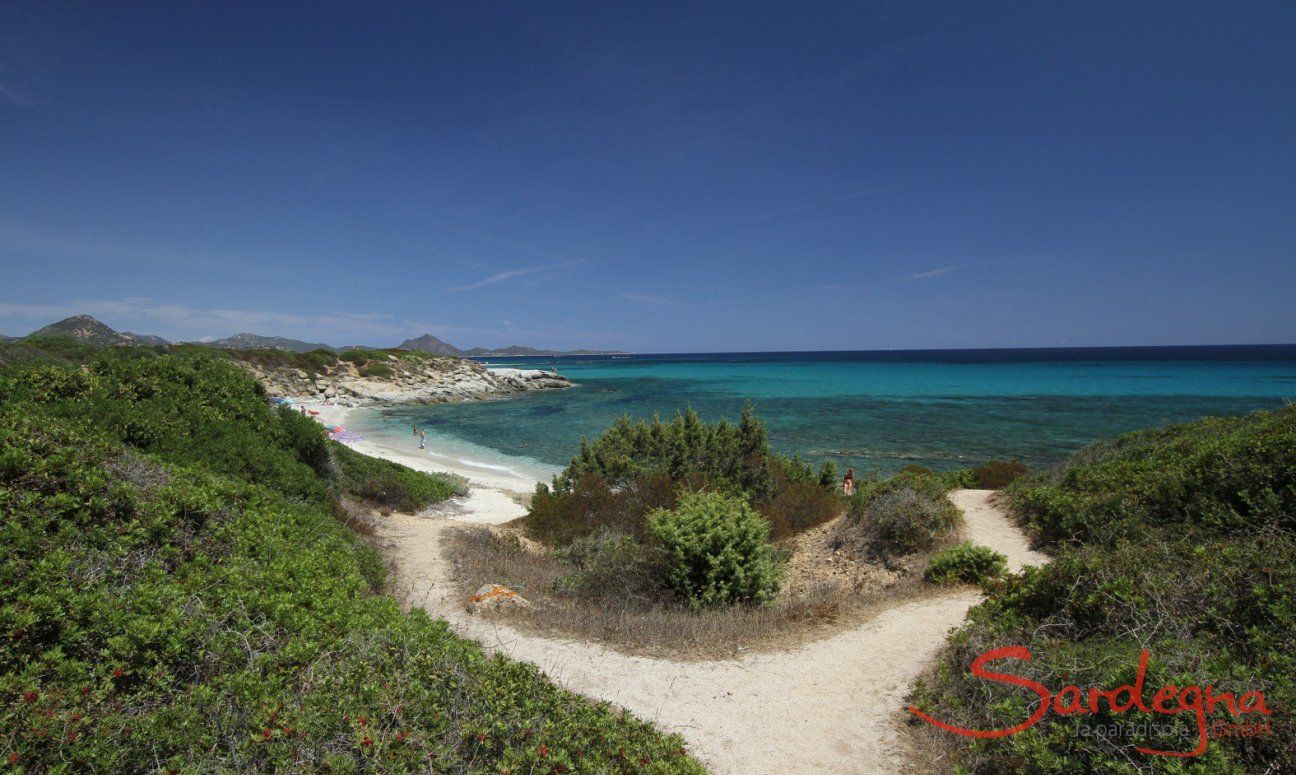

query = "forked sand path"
376;484;1047;774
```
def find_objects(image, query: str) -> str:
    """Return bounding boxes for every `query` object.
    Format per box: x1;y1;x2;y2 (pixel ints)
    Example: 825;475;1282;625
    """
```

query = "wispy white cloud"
617;292;674;306
445;259;584;293
901;265;960;281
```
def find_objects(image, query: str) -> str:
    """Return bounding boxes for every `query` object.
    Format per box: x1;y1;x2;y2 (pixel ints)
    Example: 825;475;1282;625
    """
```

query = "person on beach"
413;424;418;437
419;429;426;450
843;467;855;496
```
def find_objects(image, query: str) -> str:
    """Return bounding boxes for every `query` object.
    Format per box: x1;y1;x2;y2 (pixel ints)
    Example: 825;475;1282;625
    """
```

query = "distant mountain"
397;333;464;356
196;333;334;353
29;315;171;346
397;333;626;357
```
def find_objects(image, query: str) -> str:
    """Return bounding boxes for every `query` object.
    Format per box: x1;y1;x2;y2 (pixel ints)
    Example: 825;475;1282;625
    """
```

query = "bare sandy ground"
310;406;1046;773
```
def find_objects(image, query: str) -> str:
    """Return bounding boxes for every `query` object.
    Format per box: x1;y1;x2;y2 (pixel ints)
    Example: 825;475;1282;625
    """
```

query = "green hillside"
910;405;1295;772
0;347;702;772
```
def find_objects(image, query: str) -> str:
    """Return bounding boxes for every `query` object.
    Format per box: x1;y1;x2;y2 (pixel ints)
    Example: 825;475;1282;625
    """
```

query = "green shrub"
528;404;841;549
338;349;369;365
841;486;960;556
553;528;665;600
360;362;394;379
969;458;1028;489
647;490;783;608
924;543;1007;586
332;440;465;511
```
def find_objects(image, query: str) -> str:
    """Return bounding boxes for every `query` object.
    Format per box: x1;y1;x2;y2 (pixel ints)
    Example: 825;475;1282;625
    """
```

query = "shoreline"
295;399;544;523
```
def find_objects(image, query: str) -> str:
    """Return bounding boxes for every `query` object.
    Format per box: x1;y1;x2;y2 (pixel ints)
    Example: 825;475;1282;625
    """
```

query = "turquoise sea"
352;346;1296;481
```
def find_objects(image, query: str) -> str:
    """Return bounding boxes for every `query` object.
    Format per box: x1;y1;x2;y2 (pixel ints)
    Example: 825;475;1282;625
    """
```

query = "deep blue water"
358;346;1296;479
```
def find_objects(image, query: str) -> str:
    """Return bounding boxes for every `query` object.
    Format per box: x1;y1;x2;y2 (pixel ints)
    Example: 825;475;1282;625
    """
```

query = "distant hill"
29;315;171;346
399;333;626;357
196;333;334;353
398;333;462;356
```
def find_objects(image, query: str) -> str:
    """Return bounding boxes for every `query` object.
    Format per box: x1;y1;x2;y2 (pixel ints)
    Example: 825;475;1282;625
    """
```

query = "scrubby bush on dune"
910;405;1296;772
968;458;1029;489
924;543;1007;587
647;491;783;608
527;404;840;547
359;362;395;379
829;467;964;559
0;348;701;772
332;440;466;512
849;487;961;555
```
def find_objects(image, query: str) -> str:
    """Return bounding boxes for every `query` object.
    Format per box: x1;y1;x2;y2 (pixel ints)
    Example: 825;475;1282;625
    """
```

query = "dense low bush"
553;527;666;602
924;543;1007;586
332;440;466;512
831;468;964;559
360;362;395;379
858;487;960;555
527;405;840;548
647;490;784;608
910;405;1296;772
0;348;701;772
968;459;1029;489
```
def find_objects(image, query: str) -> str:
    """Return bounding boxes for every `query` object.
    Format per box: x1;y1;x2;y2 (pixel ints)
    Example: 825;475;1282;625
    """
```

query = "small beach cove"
304;401;1049;774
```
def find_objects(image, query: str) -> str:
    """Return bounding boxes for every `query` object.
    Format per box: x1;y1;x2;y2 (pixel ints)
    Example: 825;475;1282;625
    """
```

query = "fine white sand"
305;403;1048;773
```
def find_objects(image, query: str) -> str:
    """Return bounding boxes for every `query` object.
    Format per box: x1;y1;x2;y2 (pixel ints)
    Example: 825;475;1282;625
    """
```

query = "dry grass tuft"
445;516;945;660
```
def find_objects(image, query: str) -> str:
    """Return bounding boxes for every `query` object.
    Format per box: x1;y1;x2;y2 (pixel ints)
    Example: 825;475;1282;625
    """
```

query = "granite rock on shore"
242;357;571;406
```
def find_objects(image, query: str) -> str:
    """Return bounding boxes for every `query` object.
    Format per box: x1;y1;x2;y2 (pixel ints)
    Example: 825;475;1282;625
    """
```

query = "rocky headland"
240;356;571;406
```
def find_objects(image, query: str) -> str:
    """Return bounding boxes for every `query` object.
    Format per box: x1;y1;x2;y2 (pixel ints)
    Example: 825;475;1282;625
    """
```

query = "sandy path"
948;489;1050;572
373;483;1046;774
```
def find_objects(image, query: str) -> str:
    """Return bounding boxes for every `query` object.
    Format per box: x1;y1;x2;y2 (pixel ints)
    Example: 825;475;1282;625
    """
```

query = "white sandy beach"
299;400;539;523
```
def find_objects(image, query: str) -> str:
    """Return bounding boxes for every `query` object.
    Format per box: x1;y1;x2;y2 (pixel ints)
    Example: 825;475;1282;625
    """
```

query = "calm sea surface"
352;346;1296;480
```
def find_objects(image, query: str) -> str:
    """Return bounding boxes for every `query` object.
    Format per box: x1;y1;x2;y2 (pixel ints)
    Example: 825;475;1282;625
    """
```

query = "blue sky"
1;1;1294;351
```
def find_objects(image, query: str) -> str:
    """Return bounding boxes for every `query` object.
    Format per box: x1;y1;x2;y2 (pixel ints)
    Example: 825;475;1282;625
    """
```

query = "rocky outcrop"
467;584;531;614
241;355;571;406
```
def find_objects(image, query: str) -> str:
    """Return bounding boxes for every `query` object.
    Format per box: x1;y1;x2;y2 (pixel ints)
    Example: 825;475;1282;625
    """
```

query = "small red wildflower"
357;716;369;726
80;686;91;696
22;691;37;702
361;737;373;748
393;704;403;715
476;732;488;743
111;668;125;678
7;754;19;764
537;744;549;757
71;712;82;721
282;727;294;736
67;731;79;742
262;729;273;740
395;731;407;743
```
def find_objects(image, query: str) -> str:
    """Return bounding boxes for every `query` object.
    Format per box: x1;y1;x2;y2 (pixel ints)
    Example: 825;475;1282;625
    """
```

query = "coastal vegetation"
449;408;985;656
923;543;1008;587
909;404;1296;772
0;347;700;772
